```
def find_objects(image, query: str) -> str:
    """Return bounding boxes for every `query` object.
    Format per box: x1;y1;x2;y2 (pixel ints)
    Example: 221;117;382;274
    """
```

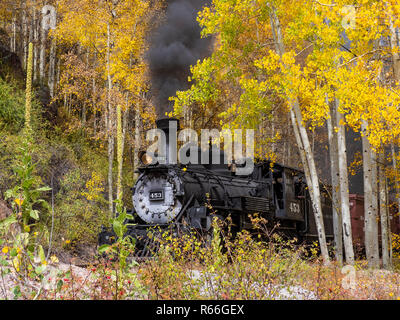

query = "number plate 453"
289;201;300;214
150;191;164;201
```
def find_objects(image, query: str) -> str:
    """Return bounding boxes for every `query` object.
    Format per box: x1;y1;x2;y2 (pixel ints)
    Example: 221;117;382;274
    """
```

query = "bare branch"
313;0;337;7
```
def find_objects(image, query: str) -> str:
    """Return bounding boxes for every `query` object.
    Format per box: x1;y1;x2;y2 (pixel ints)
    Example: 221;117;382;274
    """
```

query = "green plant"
0;134;53;299
4;136;51;231
0;79;25;131
98;199;136;273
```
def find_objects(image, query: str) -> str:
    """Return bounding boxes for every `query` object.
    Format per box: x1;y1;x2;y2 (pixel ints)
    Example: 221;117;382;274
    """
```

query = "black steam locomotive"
99;118;334;257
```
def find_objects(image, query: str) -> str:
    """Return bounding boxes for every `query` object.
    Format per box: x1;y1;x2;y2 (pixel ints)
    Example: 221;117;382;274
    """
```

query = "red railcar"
349;194;400;253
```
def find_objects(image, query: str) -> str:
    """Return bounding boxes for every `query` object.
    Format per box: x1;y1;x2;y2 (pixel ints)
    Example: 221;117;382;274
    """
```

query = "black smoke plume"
148;0;211;119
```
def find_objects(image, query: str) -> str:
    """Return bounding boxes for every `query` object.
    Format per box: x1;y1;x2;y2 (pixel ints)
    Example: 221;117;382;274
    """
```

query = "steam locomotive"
98;118;335;257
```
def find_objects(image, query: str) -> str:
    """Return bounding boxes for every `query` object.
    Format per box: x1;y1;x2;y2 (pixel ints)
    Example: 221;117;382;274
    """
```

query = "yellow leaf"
50;255;59;264
14;198;24;206
13;257;20;272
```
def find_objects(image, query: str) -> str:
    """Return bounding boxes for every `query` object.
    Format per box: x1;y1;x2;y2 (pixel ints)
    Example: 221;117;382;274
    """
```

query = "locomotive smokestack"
156;118;180;164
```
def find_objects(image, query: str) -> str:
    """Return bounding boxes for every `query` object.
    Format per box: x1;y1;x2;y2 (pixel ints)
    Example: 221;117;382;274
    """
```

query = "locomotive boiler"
98;118;334;257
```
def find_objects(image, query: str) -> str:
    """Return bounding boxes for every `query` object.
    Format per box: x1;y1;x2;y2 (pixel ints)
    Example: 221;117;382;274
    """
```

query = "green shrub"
0;78;41;133
0;79;25;131
53;168;109;248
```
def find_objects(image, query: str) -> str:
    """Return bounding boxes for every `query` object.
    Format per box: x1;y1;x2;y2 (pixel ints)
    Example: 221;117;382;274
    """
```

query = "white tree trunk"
335;99;355;264
293;101;330;264
327;98;343;264
92;76;97;136
22;4;27;69
184;105;192;128
371;149;380;265
48;37;57;97
361;120;380;268
28;6;33;50
39;15;46;83
389;19;400;82
56;58;60;89
108;120;115;216
271;112;276;155
33;7;38;82
11;16;16;53
379;152;390;269
122;108;128;160
134;106;141;181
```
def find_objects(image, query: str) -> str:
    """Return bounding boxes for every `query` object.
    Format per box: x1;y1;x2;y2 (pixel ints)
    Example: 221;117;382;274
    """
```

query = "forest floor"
1;245;400;300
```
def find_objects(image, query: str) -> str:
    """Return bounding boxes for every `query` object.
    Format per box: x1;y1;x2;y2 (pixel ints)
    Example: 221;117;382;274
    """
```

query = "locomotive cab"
271;165;305;222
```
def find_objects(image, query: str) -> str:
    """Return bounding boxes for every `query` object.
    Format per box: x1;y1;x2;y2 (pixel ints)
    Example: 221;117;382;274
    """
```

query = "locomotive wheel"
129;228;161;260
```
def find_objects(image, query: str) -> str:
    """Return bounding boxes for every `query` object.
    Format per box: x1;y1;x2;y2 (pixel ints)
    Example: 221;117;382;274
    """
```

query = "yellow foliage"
54;0;156;117
174;0;400;156
81;172;105;201
392;233;400;259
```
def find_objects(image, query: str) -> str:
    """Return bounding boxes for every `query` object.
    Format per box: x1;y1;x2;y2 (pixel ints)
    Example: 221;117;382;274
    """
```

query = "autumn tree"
54;0;159;215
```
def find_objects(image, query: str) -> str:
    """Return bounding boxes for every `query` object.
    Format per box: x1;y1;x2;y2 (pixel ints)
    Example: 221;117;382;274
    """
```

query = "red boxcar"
349;194;400;254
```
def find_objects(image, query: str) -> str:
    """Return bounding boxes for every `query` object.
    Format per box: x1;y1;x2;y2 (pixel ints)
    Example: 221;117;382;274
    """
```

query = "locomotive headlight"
139;151;155;165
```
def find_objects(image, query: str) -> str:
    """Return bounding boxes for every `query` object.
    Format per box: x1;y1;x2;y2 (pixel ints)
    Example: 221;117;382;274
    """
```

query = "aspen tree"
362;120;380;268
389;17;400;82
269;8;330;264
39;7;46;82
335;99;354;264
378;152;390;269
48;37;57;97
11;15;16;53
134;104;142;181
22;2;27;69
33;6;38;81
327;98;343;264
54;0;153;214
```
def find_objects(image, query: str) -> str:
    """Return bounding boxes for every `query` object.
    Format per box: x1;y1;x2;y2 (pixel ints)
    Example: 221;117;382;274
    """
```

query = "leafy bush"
0;133;53;299
53;168;109;248
138;216;313;299
393;233;400;259
0;79;26;131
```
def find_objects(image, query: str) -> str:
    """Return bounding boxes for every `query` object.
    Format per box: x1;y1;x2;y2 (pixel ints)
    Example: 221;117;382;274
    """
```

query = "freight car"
348;194;400;255
99;118;337;257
